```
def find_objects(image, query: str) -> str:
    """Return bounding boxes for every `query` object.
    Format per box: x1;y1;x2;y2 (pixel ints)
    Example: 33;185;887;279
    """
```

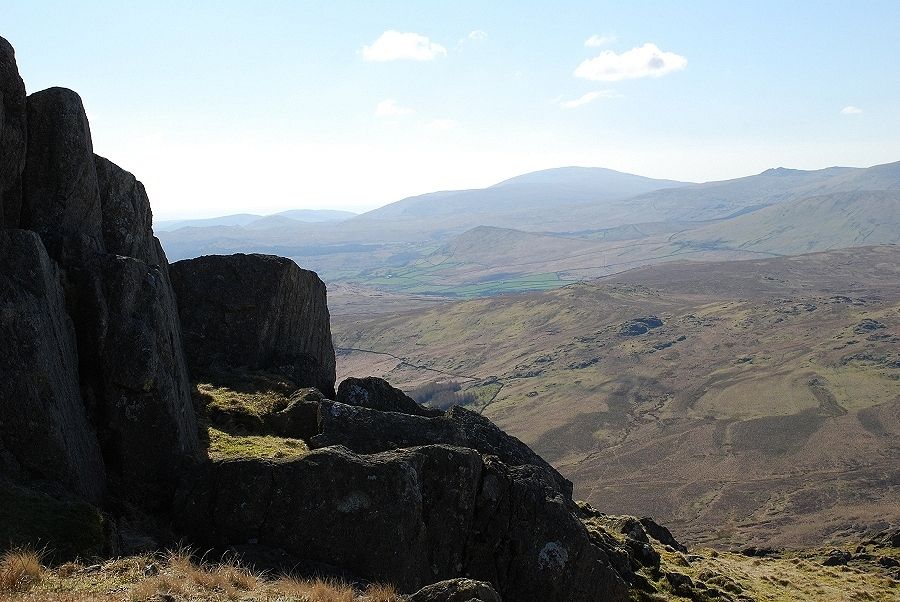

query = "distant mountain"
490;166;686;191
677;190;900;254
356;167;691;222
275;209;357;222
575;161;900;226
154;208;356;232
156;161;900;296
154;213;263;232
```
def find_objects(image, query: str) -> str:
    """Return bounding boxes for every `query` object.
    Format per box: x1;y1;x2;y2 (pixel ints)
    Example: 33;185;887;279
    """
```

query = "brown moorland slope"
335;245;900;548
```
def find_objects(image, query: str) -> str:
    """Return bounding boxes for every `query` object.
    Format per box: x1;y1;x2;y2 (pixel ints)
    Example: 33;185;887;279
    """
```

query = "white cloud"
841;105;863;115
362;30;447;62
425;119;458;131
575;42;687;81
585;34;616;47
375;99;414;118
559;90;621;109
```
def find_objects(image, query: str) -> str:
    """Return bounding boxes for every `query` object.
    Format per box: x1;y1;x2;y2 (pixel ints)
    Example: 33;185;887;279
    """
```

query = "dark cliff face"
0;37;199;514
170;253;337;397
0;37;26;227
21;87;105;254
0;230;106;504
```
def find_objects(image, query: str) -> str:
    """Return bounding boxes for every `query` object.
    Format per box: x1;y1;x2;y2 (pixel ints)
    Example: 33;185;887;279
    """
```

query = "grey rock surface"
175;444;627;601
408;578;502;602
311;400;572;498
170;254;336;396
92;253;199;509
0;230;105;503
337;376;441;417
21;87;104;255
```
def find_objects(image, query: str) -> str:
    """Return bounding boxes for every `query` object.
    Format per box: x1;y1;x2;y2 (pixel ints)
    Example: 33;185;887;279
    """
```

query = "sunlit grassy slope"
334;246;900;548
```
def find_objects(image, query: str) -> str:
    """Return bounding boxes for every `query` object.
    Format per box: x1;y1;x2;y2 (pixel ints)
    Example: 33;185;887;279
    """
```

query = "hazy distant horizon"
151;159;886;222
6;1;899;219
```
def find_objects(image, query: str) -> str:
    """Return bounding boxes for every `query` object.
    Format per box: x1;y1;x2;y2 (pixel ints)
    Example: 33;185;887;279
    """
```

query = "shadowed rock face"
95;155;160;264
312;400;573;499
91;253;199;508
175;445;627;601
337;376;441;417
21;87;104;255
0;230;105;503
0;45;200;513
0;37;26;227
170;254;337;397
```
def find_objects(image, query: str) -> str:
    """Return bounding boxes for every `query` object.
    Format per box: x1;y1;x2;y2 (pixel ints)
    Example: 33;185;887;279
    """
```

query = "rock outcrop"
0;36;26;227
170;253;336;396
0;229;105;503
94;154;160;264
337;376;441;417
408;578;502;602
312;398;572;498
21;87;104;254
1;35;653;600
176;444;627;601
91;252;198;507
1;36;199;513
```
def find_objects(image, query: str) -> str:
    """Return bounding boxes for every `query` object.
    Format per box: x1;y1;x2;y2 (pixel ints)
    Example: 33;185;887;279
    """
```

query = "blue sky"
4;1;900;218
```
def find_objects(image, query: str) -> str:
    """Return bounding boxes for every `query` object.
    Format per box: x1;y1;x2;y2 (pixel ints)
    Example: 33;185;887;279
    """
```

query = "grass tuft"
0;549;44;592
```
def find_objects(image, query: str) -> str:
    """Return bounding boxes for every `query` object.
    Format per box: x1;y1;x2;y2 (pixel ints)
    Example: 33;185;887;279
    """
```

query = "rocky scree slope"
0;34;698;601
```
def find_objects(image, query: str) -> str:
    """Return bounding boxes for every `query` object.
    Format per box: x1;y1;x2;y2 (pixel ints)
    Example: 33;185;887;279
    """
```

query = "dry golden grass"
0;550;43;593
0;549;402;602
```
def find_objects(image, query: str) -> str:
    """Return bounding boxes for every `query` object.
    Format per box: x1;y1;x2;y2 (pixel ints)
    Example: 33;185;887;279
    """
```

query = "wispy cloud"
375;99;414;118
457;29;488;51
425;119;458;131
575;42;687;81
558;90;621;109
362;30;447;62
840;105;863;115
584;34;616;47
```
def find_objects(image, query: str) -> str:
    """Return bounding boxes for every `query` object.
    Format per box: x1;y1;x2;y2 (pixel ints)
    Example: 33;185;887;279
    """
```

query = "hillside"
675;190;900;255
157;161;900;301
334;246;900;548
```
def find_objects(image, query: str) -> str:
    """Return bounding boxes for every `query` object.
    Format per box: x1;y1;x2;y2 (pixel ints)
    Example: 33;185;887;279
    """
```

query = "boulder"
409;578;501;602
0;230;105;503
91;253;199;509
311;401;572;498
170;254;336;396
21;87;104;255
175;444;627;601
337;376;441;417
0;36;27;227
640;516;687;553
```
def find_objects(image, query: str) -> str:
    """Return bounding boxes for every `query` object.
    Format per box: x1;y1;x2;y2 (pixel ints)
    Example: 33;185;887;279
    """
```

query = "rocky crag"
0;33;647;602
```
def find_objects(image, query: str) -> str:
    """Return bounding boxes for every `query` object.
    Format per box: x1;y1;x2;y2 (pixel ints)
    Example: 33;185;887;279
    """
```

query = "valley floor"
334;246;900;549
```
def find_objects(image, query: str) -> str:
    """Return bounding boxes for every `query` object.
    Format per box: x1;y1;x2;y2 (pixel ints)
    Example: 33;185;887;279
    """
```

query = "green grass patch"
205;426;309;461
